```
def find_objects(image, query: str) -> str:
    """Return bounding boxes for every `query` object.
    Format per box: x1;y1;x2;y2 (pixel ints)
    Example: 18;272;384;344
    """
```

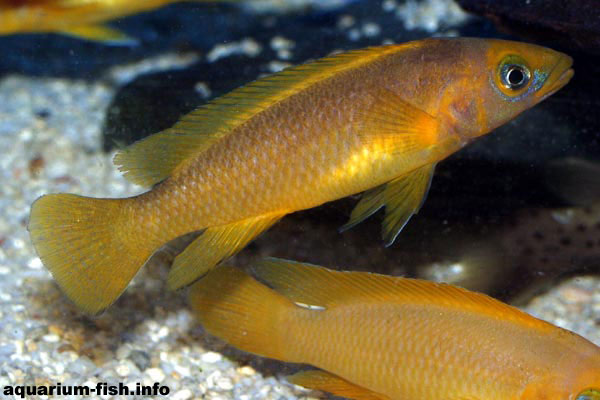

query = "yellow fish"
28;38;573;313
0;0;225;44
190;259;600;400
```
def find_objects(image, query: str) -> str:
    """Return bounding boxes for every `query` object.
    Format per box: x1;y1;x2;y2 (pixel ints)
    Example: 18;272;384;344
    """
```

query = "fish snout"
539;55;574;101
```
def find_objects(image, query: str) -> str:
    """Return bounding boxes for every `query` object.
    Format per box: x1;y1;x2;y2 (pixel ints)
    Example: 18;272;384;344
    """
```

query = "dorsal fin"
114;44;419;186
252;258;555;332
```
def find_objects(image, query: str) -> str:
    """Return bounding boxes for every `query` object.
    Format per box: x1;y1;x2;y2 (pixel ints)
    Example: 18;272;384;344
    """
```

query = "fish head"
439;39;573;142
482;39;573;134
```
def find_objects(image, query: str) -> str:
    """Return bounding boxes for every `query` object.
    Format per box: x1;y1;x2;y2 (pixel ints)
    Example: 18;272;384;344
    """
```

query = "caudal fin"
28;194;152;314
189;265;292;361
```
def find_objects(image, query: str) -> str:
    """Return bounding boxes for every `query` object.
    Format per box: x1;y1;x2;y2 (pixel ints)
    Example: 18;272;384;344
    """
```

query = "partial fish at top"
28;38;574;313
0;0;236;44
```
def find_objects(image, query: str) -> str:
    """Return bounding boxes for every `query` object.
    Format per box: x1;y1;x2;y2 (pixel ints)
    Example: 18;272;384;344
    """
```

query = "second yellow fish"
191;259;600;400
28;38;573;313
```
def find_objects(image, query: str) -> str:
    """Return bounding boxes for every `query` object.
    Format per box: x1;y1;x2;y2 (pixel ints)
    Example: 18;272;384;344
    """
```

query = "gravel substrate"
0;1;598;399
0;74;313;399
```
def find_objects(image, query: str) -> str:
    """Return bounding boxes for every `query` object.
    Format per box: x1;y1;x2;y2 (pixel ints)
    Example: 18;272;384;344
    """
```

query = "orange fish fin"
339;184;385;232
252;258;350;308
381;163;435;246
113;129;220;187
252;258;553;332
340;163;435;244
358;88;439;155
115;44;417;186
59;25;138;46
28;194;153;314
287;370;390;400
189;265;292;360
167;213;284;290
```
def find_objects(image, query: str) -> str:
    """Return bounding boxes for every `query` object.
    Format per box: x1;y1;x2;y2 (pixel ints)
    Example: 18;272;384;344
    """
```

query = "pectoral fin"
382;163;435;246
59;25;137;45
358;87;439;155
287;370;390;400
167;213;284;290
341;163;435;245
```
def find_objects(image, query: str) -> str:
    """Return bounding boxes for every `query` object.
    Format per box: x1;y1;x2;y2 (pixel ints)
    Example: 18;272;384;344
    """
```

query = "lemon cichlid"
28;38;573;314
190;259;600;400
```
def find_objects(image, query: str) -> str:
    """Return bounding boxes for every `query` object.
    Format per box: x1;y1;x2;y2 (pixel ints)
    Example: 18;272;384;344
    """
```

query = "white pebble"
194;82;212;99
268;61;292;73
42;334;59;343
270;36;295;51
27;257;42;269
216;377;233;391
201;352;222;363
115;344;131;360
157;326;169;339
116;363;130;377
146;367;166;382
362;22;381;37
337;14;355;29
277;49;293;60
348;28;361;41
382;0;397;11
172;389;192;400
238;366;255;376
173;364;190;377
207;38;262;63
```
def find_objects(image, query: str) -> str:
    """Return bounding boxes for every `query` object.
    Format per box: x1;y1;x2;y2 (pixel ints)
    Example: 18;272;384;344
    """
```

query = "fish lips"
539;56;574;101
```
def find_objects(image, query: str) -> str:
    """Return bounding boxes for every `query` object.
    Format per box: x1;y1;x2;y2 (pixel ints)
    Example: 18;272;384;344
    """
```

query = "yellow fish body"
28;38;573;313
190;259;600;400
0;0;214;43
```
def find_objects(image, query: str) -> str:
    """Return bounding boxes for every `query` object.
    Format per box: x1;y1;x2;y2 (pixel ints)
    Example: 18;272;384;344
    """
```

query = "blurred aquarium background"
1;0;599;398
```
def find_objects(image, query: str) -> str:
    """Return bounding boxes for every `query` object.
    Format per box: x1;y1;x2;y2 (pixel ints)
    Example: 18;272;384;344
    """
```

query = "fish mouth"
539;55;574;101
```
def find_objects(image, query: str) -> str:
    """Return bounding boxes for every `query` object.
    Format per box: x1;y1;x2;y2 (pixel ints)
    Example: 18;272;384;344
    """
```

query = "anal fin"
288;370;390;400
167;213;284;290
60;25;138;45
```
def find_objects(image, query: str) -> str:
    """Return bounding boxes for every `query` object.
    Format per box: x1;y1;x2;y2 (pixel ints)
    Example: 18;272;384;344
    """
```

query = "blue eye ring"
576;388;600;400
500;63;531;90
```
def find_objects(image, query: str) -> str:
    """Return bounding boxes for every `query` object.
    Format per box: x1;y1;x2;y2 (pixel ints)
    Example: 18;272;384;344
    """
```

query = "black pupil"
507;68;524;86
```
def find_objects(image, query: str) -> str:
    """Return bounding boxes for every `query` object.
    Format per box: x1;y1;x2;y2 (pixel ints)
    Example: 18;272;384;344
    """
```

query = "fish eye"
501;64;530;90
576;388;600;400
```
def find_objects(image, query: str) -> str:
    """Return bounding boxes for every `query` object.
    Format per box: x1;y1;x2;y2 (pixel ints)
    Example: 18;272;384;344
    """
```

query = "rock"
128;350;151;371
456;0;600;55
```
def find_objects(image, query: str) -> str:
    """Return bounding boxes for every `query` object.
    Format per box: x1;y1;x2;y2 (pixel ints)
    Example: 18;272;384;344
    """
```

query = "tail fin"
189;265;292;361
28;194;152;314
